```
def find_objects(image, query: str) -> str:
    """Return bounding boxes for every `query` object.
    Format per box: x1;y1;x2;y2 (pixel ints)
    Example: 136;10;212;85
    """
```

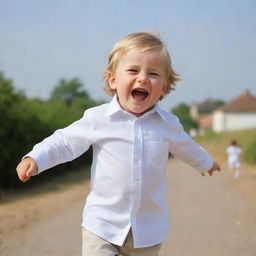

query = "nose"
137;72;148;84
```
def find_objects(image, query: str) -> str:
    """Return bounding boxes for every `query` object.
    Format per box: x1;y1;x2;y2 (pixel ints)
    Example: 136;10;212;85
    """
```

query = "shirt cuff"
194;155;214;173
23;151;46;175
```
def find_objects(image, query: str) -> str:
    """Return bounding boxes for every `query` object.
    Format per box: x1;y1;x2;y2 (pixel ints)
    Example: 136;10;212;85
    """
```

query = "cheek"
154;83;166;96
115;85;128;97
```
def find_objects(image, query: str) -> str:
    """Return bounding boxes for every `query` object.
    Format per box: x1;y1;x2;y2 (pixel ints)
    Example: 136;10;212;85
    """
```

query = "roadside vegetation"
0;71;103;191
196;129;256;165
171;103;198;133
171;102;256;166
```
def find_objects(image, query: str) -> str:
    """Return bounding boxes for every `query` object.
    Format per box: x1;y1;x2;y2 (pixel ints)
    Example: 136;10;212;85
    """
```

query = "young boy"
226;139;241;179
17;32;221;256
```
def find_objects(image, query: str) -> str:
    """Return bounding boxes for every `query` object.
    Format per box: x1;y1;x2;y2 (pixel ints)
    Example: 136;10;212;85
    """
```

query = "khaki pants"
82;228;162;256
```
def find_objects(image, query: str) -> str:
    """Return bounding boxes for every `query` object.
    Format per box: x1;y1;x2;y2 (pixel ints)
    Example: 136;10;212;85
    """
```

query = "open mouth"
131;89;149;101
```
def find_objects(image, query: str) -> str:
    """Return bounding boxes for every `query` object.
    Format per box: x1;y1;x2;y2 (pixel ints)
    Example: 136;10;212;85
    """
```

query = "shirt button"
134;157;139;163
131;211;136;217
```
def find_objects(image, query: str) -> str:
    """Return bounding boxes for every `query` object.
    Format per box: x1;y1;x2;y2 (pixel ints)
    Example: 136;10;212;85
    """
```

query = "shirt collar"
154;105;168;122
105;95;123;117
144;104;168;123
105;95;167;122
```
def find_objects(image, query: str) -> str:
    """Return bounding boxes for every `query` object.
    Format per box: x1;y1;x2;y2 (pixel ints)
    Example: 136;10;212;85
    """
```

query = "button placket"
131;119;143;217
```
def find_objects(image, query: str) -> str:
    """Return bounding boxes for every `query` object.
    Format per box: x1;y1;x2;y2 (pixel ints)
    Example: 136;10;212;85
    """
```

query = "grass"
196;129;256;165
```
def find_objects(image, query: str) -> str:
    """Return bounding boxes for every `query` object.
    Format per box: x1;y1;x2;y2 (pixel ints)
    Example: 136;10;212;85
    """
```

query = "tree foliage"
0;72;47;189
50;78;90;105
171;103;198;133
0;73;100;190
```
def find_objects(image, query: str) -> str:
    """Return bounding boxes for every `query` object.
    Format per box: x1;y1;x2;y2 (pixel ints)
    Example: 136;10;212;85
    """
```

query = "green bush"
171;103;198;133
243;141;256;164
0;72;46;189
0;72;100;191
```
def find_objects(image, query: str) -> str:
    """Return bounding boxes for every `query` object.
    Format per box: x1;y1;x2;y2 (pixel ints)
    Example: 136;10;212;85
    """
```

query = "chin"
132;109;148;117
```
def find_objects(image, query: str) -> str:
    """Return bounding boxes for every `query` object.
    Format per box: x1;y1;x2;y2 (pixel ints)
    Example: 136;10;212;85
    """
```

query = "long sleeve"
168;120;213;173
25;110;94;173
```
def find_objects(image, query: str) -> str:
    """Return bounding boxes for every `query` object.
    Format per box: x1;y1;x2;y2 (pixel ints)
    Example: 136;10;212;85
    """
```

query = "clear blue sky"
1;0;256;111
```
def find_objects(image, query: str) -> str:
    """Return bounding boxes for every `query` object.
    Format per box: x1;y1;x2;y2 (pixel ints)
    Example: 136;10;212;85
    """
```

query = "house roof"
217;90;256;112
197;99;221;113
191;99;223;114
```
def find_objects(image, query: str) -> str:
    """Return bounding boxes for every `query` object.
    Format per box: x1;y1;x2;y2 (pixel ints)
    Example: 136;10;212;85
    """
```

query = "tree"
0;72;46;189
0;73;97;190
171;103;198;133
50;78;90;105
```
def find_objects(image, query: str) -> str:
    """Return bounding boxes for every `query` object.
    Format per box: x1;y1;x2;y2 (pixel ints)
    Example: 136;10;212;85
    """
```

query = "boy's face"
108;49;166;117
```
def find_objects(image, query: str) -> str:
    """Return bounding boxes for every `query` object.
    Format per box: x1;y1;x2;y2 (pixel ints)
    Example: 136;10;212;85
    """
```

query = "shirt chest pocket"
144;141;169;169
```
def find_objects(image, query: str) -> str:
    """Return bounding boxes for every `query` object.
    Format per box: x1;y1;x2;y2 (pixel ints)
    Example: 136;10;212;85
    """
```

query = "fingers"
201;170;214;177
213;161;221;172
16;158;38;182
205;161;221;177
27;167;37;178
202;161;222;177
16;161;30;182
208;169;214;176
17;162;30;182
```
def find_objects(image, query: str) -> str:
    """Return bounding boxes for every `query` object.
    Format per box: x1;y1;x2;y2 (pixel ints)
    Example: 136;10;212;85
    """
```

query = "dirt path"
1;159;256;256
163;159;256;256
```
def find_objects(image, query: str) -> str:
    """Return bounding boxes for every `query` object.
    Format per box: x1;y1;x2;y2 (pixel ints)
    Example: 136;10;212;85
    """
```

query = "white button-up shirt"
27;96;213;248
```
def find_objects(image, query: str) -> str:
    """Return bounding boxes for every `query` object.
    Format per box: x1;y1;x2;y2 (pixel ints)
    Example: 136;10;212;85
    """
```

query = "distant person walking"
226;140;242;179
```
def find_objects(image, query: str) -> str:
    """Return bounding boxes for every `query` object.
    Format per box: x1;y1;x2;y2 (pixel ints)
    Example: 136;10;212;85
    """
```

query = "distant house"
213;90;256;132
190;99;224;133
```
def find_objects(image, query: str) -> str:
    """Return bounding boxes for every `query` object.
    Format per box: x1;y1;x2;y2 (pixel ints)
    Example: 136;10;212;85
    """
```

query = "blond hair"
103;32;180;100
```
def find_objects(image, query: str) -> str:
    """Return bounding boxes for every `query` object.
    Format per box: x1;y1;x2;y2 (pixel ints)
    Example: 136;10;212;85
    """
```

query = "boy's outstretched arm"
202;161;221;176
16;157;38;182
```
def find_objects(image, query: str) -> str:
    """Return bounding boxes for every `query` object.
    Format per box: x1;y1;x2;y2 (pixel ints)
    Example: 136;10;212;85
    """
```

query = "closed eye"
127;69;138;73
150;72;160;77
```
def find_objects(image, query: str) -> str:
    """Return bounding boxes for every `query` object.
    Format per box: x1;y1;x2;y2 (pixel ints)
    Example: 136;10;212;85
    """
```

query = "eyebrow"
125;64;161;72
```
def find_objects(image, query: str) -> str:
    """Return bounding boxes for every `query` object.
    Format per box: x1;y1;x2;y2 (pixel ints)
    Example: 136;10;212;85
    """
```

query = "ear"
160;83;166;97
108;74;117;90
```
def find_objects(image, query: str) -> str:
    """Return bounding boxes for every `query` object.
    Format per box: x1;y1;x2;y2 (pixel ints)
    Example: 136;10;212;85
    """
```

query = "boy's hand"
202;161;221;176
16;157;38;182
